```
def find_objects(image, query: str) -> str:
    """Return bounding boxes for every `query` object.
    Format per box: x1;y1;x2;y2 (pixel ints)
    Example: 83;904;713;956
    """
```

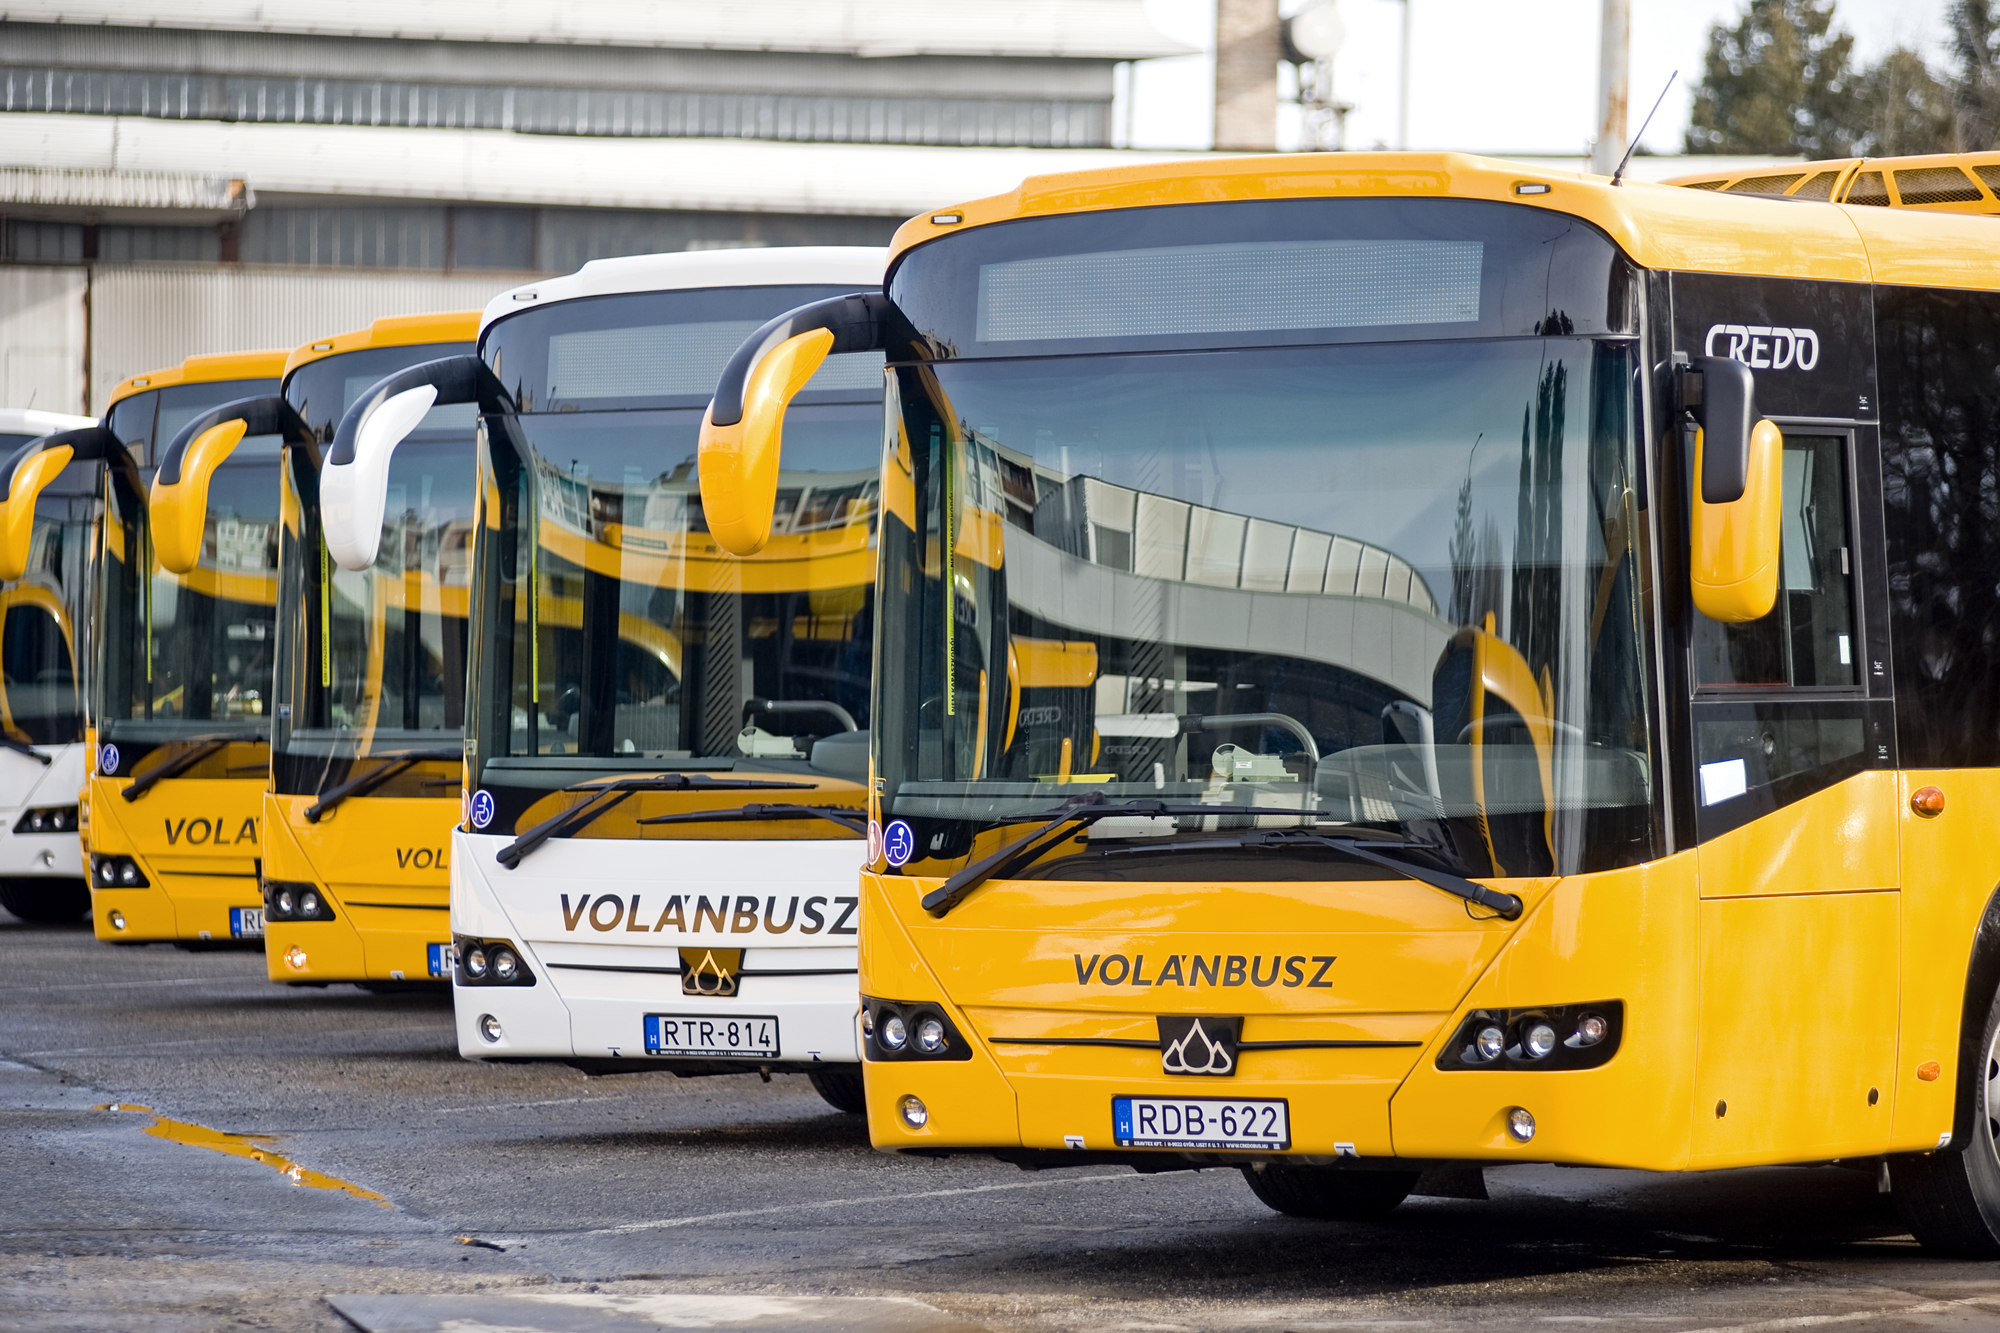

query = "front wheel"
0;877;89;923
1891;981;2000;1256
807;1066;866;1114
1240;1162;1419;1220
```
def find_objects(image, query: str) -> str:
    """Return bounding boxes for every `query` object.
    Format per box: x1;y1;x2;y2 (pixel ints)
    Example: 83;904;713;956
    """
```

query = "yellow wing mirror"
0;425;115;581
151;397;305;575
698;292;889;557
1684;357;1783;623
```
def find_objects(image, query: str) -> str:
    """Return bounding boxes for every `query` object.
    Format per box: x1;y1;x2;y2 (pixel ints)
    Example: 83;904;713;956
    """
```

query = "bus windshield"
272;343;478;797
876;336;1661;879
96;382;283;746
467;284;884;823
1;462;94;746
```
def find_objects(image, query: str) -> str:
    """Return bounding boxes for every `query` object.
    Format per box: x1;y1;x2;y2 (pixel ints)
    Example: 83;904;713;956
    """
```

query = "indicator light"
1506;1107;1536;1142
930;213;962;225
1575;1013;1609;1046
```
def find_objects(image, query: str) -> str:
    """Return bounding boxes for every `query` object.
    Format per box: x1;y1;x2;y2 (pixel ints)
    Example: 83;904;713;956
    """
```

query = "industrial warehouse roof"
0;165;249;216
0;1;1196;59
0;114;1789;221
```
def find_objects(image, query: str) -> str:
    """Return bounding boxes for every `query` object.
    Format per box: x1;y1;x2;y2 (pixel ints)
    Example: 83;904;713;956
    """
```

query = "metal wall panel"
86;264;535;409
0;264;88;415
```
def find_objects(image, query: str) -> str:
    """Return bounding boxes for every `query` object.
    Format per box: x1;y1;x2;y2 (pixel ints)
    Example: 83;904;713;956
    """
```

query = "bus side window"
1692;434;1856;689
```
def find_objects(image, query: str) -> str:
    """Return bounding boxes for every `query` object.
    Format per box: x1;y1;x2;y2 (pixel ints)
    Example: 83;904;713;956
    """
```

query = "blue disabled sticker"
469;789;496;830
883;819;915;868
99;743;120;776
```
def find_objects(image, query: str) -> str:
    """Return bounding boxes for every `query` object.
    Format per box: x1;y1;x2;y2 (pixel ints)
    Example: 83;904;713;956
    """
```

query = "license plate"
1113;1095;1290;1150
644;1014;780;1058
229;906;264;939
427;942;454;979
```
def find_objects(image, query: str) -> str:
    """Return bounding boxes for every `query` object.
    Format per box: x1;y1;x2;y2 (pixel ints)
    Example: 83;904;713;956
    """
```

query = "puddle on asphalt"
95;1102;392;1207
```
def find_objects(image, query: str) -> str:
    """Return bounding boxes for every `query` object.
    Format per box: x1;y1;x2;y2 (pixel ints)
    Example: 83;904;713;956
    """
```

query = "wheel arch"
1948;881;2000;1154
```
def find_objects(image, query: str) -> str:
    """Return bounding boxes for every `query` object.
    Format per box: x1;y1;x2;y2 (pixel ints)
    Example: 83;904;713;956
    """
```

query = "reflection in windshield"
876;338;1659;879
97;441;282;740
473;400;880;768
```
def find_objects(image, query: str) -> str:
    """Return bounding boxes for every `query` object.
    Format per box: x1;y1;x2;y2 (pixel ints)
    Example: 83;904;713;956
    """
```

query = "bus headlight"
454;934;534;987
1438;1001;1624;1072
862;998;972;1062
91;855;148;888
15;805;77;834
263;880;334;921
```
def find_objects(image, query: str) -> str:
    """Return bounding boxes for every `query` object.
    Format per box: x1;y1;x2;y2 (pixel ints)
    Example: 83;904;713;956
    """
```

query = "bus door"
1686;418;1899;1163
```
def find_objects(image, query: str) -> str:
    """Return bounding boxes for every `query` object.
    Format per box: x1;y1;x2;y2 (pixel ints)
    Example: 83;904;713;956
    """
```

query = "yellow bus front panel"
258;790;454;983
86;764;264;943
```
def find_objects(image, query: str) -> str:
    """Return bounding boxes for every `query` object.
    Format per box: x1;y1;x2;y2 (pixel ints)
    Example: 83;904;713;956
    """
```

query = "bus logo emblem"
1159;1016;1241;1077
100;744;120;776
681;947;743;997
1703;323;1819;371
469;790;495;829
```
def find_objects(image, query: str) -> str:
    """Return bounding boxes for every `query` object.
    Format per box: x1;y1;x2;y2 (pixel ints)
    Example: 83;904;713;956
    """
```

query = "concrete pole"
1214;0;1281;151
1398;0;1411;150
1590;0;1630;175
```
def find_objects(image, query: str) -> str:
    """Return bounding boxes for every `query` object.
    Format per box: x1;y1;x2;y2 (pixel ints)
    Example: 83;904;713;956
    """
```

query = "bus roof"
0;408;94;437
1664;152;2000;217
281;310;481;381
889;150;2000;293
106;348;290;410
480;246;886;335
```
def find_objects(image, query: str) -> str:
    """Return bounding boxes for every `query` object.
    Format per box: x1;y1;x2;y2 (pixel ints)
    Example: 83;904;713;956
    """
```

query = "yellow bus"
149;314;478;985
1666;151;2000;215
3;351;286;944
328;250;885;1111
0;408;97;922
699;151;2000;1254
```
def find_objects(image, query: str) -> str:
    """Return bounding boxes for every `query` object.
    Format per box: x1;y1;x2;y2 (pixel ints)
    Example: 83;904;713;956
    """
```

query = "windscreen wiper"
495;774;815;870
0;736;51;766
304;749;462;824
921;792;1223;918
638;803;866;834
1074;827;1523;919
121;738;231;802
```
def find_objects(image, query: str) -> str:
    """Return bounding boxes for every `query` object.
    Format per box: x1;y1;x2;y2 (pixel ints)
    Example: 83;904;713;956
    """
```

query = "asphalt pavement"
6;906;2000;1332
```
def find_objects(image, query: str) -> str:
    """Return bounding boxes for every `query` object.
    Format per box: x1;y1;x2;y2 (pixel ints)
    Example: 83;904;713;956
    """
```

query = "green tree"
1686;0;1856;155
1952;0;2000;149
1850;47;1956;154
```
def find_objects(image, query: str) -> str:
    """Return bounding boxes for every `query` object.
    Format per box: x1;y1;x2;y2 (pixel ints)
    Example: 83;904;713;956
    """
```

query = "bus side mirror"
0;441;77;582
1684;357;1783;623
324;354;499;572
699;291;891;558
151;419;246;575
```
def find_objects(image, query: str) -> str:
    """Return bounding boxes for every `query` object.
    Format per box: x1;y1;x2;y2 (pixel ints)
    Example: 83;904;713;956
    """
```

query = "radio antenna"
1611;70;1677;187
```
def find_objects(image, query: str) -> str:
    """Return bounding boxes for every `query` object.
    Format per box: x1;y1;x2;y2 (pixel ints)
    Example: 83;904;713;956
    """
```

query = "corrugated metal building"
0;1;1194;410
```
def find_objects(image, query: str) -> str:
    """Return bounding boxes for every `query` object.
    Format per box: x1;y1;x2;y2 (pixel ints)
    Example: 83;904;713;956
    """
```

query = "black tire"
1892;980;2000;1256
807;1066;867;1114
1240;1162;1420;1220
0;876;90;923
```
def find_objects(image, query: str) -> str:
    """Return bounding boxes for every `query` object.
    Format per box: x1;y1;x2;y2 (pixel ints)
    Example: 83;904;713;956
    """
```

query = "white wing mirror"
323;384;436;571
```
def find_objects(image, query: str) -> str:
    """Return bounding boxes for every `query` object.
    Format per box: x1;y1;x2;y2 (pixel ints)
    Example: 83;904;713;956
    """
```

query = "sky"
1120;0;1954;155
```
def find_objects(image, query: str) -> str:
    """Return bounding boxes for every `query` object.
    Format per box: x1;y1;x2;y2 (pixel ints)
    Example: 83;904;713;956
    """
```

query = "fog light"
274;887;295;918
1507;1107;1537;1142
478;1013;503;1044
1523;1021;1558;1059
1575;1013;1608;1047
299;889;321;918
463;946;489;979
108;909;126;931
491;948;519;983
880;1013;908;1051
861;1007;874;1036
284;944;308;972
916;1016;946;1053
898;1094;928;1129
1474;1024;1505;1062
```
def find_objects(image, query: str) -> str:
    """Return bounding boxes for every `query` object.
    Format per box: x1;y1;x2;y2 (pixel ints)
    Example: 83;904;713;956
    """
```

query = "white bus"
326;249;885;1111
0;407;99;922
